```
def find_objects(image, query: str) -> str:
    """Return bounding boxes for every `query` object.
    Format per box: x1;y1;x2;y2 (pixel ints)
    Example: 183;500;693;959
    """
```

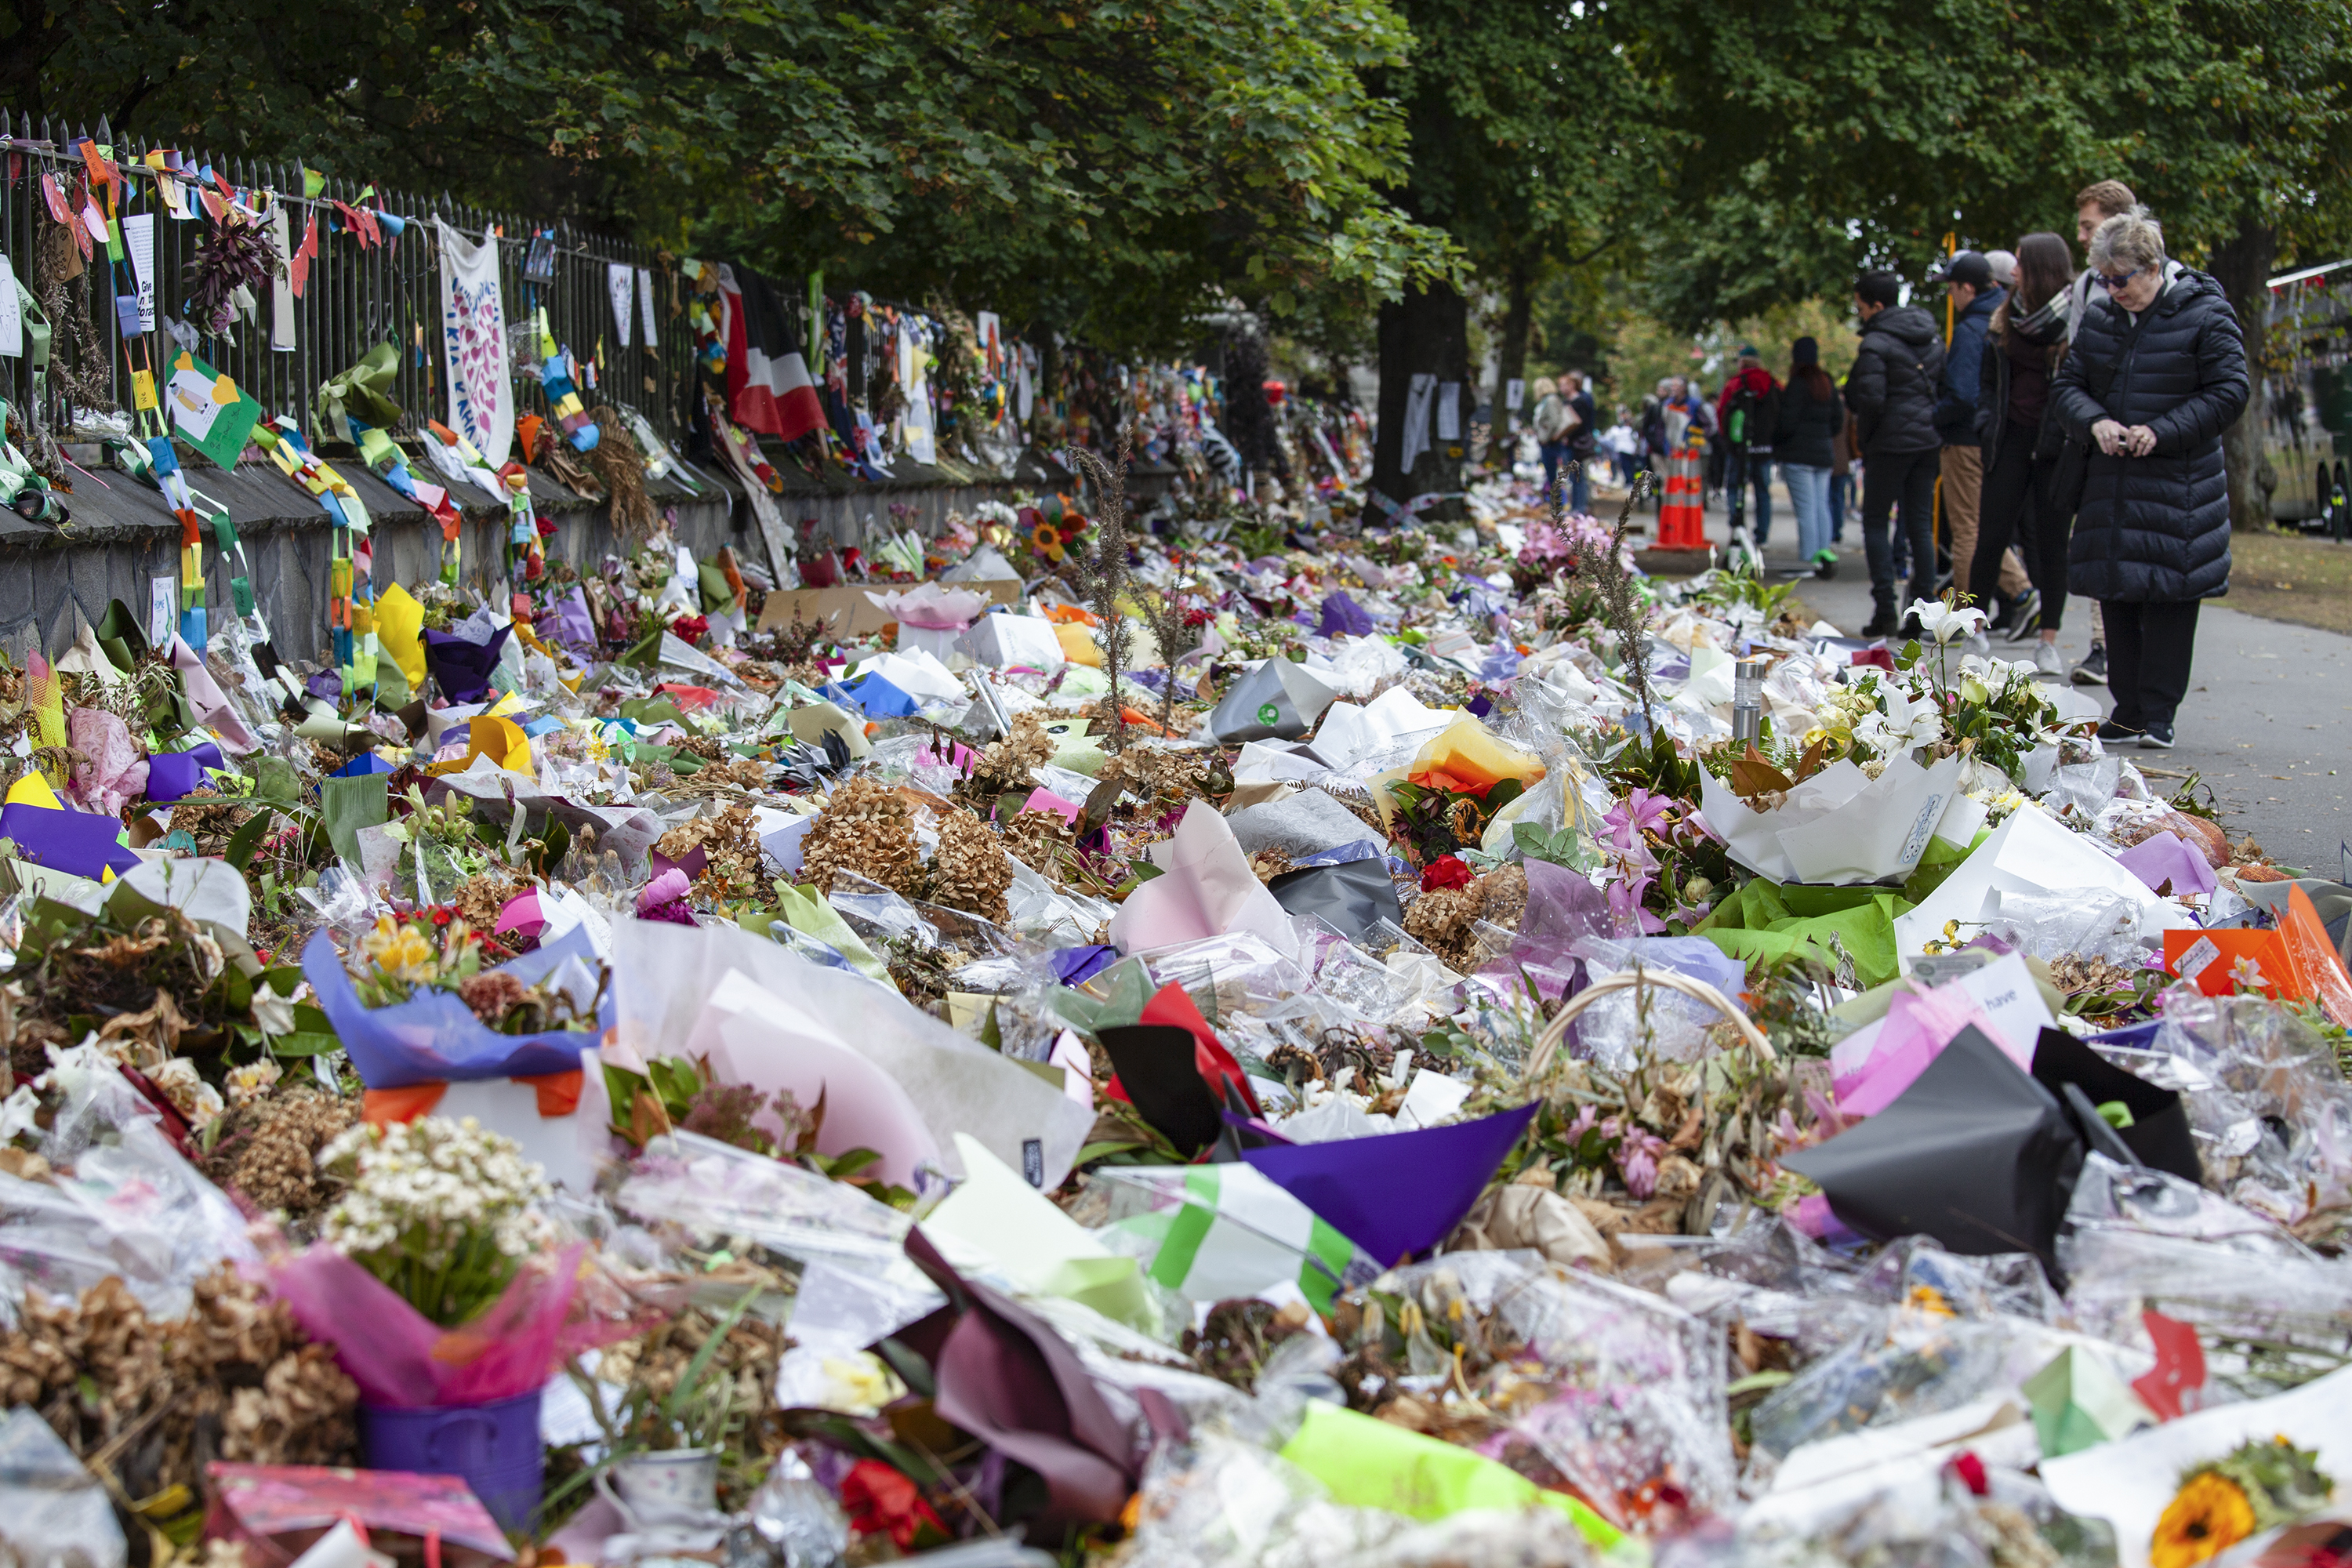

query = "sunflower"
1029;521;1065;562
2151;1472;2258;1568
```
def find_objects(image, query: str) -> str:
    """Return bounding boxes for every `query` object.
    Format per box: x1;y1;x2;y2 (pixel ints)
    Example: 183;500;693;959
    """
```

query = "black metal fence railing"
2;112;694;452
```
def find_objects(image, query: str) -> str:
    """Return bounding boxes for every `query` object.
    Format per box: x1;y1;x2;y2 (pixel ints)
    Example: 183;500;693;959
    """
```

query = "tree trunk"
1493;252;1533;431
2207;218;2278;535
1363;280;1471;528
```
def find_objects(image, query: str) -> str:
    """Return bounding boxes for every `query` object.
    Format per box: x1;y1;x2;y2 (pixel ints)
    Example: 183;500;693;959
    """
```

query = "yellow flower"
362;915;436;983
2151;1473;2257;1568
1906;1283;1955;1319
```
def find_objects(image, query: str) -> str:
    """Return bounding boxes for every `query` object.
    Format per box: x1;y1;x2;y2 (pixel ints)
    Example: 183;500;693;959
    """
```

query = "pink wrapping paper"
270;1243;614;1408
1832;981;2022;1118
67;706;147;815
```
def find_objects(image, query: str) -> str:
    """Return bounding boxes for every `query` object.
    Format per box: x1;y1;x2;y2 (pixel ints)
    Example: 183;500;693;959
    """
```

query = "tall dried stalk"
1063;430;1136;754
1567;465;1657;728
1135;561;1200;736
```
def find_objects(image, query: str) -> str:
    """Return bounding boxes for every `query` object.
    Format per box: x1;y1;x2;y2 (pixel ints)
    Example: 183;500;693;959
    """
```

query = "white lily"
1908;599;1987;644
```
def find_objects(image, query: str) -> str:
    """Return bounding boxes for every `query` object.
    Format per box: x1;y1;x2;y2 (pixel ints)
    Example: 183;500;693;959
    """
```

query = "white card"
150;575;176;647
1436;381;1462;441
1505;377;1525;411
0;261;21;358
637;266;658;347
123;213;157;332
606;262;633;349
270;205;297;351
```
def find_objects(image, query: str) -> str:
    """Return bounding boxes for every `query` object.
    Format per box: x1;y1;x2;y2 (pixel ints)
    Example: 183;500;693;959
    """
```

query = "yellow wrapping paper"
374;583;427;691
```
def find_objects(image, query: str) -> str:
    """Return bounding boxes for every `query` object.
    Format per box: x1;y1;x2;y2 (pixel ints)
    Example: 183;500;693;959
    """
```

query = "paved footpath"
1646;491;2352;872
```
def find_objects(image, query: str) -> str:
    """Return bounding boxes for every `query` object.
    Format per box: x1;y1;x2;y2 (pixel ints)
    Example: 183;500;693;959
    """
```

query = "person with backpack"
1844;269;1946;637
1774;337;1845;579
1528;376;1573;503
1715;347;1780;548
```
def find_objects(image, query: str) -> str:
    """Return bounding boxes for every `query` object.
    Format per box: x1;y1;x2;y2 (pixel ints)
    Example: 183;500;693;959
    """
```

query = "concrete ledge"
0;440;1014;662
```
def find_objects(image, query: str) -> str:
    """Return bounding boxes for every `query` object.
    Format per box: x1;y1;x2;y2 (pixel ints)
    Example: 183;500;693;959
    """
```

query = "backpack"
1726;380;1779;451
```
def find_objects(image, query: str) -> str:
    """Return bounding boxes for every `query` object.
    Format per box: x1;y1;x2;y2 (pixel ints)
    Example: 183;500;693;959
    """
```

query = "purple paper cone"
1241;1102;1540;1265
423;625;511;703
0;802;141;880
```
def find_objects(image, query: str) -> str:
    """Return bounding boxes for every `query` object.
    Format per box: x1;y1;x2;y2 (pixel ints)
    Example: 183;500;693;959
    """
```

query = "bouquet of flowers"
353;910;604;1035
1019;495;1090;564
2151;1436;2335;1568
317;1115;555;1327
302;920;613;1089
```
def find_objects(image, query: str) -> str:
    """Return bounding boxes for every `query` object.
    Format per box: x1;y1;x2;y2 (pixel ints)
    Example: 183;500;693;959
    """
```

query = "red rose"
840;1460;949;1550
670;614;710;644
1421;855;1473;892
535;517;557;537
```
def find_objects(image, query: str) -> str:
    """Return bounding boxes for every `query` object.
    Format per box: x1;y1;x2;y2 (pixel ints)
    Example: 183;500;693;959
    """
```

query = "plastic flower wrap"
303;922;612;1088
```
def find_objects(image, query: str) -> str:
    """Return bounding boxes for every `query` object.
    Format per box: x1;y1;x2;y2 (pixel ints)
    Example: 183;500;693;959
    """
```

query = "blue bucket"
359;1388;543;1533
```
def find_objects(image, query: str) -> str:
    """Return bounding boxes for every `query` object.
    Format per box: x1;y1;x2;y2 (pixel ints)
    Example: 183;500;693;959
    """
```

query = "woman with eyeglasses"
2049;210;2249;750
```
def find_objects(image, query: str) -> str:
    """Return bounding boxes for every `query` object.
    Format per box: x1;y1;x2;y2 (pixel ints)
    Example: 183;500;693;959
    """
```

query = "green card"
162;349;264;470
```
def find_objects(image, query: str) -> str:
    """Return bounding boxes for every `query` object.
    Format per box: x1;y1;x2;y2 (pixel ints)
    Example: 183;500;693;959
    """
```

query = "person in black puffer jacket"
2050;211;2248;749
1844;270;1947;635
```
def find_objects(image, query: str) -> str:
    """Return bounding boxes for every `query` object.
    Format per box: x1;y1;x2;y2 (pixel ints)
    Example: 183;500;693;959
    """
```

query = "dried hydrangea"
1000;807;1076;873
0;1267;358;1510
201;1085;355;1225
799;777;923;898
921;806;1014;924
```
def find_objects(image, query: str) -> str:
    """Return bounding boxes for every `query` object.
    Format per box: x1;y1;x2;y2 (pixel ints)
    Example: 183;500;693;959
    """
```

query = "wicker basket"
1523;966;1777;1081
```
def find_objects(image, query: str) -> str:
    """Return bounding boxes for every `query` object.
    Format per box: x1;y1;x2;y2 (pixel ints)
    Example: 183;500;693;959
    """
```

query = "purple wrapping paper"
1048;944;1120;985
422;625;511;704
145;741;227;802
1319;591;1374;637
301;924;608;1088
2114;830;2219;898
0;801;141;880
1241;1102;1541;1265
546;586;597;654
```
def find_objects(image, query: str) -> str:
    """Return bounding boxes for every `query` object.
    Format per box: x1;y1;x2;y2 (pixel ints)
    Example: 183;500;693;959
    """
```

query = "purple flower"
1602;788;1673;853
1617;1131;1667;1197
1606;874;1668;935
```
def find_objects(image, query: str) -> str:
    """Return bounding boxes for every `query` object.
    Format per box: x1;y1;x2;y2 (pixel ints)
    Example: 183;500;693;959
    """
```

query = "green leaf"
269;1031;344;1057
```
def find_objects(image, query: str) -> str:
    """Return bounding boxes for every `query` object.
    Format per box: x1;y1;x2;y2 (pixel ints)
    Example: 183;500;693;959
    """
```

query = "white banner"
434;219;513;467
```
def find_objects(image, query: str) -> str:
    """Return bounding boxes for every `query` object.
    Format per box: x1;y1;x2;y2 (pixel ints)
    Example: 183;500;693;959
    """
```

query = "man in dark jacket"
1934;252;2033;630
1844;270;1946;636
2051;212;2248;750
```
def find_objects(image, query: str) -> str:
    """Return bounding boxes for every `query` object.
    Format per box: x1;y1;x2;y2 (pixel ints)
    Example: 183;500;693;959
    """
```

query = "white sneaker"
2033;641;2064;680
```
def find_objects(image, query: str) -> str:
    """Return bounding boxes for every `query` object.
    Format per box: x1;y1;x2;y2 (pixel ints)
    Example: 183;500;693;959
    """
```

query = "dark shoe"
2096;719;2142;744
1898;614;1923;641
1860;611;1897;638
1813;550;1838;580
2071;643;2108;687
2141;723;2176;750
2001;589;2041;639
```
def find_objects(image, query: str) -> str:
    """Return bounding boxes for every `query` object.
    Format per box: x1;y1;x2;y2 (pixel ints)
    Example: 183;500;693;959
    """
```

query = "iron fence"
2;112;695;454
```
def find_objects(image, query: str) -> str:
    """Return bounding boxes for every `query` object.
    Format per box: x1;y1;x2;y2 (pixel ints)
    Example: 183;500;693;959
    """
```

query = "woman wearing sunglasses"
2049;210;2249;750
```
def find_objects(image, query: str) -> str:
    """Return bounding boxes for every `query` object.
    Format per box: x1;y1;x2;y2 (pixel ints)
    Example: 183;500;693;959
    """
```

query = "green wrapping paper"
1693;877;1914;989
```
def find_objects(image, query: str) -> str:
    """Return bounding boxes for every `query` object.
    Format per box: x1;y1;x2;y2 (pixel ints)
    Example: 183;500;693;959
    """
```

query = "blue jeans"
1782;463;1831;561
1828;470;1853;542
1568;456;1592;517
1540;441;1568;506
1726;448;1773;543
